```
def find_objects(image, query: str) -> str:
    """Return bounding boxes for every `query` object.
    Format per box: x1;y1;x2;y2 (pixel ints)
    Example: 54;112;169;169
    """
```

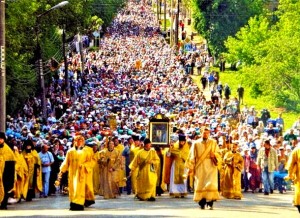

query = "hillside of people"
1;0;300;214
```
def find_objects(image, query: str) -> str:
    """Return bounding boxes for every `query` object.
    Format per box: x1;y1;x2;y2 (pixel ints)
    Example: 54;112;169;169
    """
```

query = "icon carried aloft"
149;113;170;148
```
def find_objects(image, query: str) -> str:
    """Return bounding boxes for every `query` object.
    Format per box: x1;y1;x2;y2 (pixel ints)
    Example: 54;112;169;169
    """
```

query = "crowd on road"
1;0;300;214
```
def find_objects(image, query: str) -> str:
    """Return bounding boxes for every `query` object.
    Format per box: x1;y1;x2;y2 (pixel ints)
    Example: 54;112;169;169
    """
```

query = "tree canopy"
192;0;265;56
5;0;125;114
224;0;300;111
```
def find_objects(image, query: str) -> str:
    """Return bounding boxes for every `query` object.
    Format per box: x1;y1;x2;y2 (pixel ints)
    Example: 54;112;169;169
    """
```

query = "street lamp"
36;1;69;120
37;1;69;18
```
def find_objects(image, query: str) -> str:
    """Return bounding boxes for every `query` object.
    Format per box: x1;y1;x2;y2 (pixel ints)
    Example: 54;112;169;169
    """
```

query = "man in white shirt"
39;144;54;198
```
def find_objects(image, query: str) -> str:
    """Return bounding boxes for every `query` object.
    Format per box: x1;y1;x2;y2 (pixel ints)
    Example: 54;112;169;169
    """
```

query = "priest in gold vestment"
92;143;100;195
13;146;28;201
185;127;220;209
80;142;96;207
286;145;300;213
164;134;189;197
131;137;143;195
113;137;125;193
222;143;243;199
129;138;159;201
22;139;42;202
58;134;95;210
0;132;16;210
98;139;121;199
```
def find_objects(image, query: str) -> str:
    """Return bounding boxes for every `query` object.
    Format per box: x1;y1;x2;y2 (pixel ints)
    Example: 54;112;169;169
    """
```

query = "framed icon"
149;113;170;147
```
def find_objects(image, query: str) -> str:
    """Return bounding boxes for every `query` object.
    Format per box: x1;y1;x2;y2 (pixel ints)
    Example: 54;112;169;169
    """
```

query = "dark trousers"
125;165;132;194
0;193;9;209
49;170;58;194
243;172;249;190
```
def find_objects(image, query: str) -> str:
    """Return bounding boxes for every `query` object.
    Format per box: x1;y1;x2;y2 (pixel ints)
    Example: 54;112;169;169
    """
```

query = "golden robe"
164;141;190;197
60;147;81;204
286;147;300;206
93;152;100;194
222;151;244;199
114;143;126;188
22;149;42;199
60;145;95;207
185;138;220;202
98;149;106;196
80;146;96;204
98;149;121;199
131;146;143;194
0;143;16;203
129;148;159;200
14;151;29;200
219;148;229;194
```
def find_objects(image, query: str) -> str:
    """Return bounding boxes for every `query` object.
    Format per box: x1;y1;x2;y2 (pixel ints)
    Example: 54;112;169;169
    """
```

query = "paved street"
1;191;297;218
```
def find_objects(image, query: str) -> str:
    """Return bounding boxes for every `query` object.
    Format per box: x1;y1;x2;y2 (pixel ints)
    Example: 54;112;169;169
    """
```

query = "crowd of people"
1;0;300;214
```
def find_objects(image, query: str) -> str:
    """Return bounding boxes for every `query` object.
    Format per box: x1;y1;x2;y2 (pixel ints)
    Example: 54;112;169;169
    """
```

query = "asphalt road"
1;191;298;218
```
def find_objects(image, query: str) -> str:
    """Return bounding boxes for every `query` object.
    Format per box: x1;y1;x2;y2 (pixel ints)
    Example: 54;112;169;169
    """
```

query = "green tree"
224;0;300;111
224;16;271;66
5;0;124;115
192;0;264;56
91;0;126;30
6;0;41;114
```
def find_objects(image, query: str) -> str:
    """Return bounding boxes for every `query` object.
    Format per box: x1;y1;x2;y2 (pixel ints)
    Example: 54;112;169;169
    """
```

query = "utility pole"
174;0;180;47
156;0;159;21
78;34;85;76
36;43;47;120
63;28;69;97
170;0;173;46
159;0;162;21
164;0;166;32
36;1;69;120
0;0;6;132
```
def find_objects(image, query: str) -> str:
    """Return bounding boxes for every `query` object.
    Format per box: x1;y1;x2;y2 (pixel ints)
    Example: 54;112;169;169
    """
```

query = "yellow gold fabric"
286;147;300;206
218;148;228;194
131;146;143;194
80;146;96;202
114;143;126;188
129;148;159;200
222;151;244;199
14;151;29;200
93;152;100;195
169;141;189;184
185;138;220;202
60;145;95;206
22;149;42;194
60;147;80;204
98;148;121;199
98;148;106;196
0;143;16;203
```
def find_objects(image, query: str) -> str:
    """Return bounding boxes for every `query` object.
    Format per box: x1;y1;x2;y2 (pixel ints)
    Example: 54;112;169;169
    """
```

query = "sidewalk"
181;16;204;46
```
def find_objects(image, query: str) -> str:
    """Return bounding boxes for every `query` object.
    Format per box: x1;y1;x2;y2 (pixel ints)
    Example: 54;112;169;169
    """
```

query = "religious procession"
1;0;300;216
